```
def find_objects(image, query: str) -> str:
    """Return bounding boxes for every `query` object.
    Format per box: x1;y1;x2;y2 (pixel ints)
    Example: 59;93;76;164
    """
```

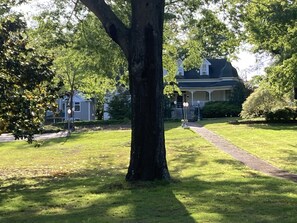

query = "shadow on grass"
1;166;297;223
0;168;196;223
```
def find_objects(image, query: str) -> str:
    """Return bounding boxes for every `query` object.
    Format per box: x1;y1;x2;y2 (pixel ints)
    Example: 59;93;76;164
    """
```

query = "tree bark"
80;0;170;181
125;1;170;181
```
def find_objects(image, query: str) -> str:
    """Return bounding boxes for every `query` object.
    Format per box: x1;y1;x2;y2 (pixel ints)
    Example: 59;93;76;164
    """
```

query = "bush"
240;87;288;119
108;92;131;120
265;107;297;122
202;101;241;118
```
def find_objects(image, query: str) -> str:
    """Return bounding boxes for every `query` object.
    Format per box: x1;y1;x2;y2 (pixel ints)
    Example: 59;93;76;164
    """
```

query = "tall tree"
79;0;170;181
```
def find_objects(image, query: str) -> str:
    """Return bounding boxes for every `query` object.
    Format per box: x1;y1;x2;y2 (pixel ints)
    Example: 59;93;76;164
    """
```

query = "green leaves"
222;0;297;99
244;1;296;79
0;15;61;142
188;9;239;59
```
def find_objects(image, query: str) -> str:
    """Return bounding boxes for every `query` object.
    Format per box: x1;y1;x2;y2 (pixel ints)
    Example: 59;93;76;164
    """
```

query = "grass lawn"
201;118;297;174
0;122;297;223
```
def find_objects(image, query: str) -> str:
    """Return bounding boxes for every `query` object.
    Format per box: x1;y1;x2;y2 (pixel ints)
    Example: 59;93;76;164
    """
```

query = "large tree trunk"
125;1;170;181
80;0;170;181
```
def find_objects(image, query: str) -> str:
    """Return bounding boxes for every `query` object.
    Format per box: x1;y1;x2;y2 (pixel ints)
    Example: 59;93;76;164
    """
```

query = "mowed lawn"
202;119;297;174
0;122;297;223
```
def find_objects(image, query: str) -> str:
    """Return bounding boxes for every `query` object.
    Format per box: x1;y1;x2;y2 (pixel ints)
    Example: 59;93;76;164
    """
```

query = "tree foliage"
223;0;297;96
0;15;61;142
29;9;128;119
187;9;239;59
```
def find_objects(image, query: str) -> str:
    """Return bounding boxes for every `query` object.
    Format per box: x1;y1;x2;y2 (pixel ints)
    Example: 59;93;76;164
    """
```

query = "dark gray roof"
177;58;238;79
178;80;239;88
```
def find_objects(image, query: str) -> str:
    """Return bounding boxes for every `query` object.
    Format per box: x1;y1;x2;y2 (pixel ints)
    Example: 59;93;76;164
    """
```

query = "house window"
201;64;207;75
74;102;81;112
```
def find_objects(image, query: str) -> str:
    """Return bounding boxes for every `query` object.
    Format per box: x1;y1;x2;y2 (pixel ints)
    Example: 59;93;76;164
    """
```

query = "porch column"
208;90;213;101
190;91;194;106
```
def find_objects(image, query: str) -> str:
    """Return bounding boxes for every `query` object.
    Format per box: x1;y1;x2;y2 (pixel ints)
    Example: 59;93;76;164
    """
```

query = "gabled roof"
177;58;238;79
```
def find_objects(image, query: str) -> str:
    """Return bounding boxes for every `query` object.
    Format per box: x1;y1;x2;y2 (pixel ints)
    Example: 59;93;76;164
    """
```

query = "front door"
177;95;183;108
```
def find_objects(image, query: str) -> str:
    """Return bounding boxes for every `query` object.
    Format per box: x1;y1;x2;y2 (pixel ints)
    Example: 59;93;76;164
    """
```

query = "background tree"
187;9;239;59
223;0;297;98
0;15;61;142
30;10;125;120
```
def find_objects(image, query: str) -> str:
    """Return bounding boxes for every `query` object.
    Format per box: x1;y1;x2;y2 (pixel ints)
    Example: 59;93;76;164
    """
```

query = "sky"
232;44;272;81
232;50;263;81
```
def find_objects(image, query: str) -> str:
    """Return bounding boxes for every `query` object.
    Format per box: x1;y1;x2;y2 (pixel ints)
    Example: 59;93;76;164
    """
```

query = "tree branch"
80;0;130;59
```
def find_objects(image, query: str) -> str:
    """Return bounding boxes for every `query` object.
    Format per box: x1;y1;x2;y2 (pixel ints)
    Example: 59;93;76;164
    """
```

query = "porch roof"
178;80;239;88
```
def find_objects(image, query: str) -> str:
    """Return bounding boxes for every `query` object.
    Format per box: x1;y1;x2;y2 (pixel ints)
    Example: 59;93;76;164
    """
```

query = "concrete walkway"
188;122;297;183
0;131;68;142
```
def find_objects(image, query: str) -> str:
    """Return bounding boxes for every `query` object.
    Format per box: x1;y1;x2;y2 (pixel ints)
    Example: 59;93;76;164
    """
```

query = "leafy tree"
0;15;61;142
187;9;239;59
223;0;297;96
30;11;122;120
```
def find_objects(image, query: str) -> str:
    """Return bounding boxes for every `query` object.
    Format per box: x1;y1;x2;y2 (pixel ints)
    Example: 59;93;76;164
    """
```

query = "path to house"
188;122;297;183
0;131;68;142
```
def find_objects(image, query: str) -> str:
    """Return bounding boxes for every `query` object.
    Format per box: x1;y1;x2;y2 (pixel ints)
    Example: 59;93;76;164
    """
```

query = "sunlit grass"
201;118;297;173
0;122;297;223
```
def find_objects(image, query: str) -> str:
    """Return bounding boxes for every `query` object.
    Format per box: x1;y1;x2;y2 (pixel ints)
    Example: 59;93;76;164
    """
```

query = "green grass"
201;118;297;174
1;122;297;223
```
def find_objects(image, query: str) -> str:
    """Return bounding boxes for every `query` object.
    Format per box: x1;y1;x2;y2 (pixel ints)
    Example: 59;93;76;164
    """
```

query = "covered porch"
170;88;233;121
172;88;232;108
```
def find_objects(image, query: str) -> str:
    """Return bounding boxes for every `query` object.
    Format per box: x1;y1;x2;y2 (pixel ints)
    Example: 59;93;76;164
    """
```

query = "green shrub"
202;101;241;118
265;107;297;122
108;92;131;120
240;87;288;119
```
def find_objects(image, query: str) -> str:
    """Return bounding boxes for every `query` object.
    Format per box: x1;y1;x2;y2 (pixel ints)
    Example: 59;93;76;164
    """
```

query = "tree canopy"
224;0;297;96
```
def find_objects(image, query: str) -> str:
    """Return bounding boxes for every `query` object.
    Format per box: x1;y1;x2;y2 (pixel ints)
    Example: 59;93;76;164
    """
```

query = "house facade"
174;58;240;108
47;92;96;122
171;58;241;120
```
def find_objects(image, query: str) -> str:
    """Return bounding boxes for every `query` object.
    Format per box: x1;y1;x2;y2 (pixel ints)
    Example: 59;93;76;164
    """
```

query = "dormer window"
201;64;207;75
200;59;211;76
176;58;184;76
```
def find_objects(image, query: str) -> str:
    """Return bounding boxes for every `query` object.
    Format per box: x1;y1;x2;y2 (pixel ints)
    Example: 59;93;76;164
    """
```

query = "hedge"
202;101;241;118
265;107;297;122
